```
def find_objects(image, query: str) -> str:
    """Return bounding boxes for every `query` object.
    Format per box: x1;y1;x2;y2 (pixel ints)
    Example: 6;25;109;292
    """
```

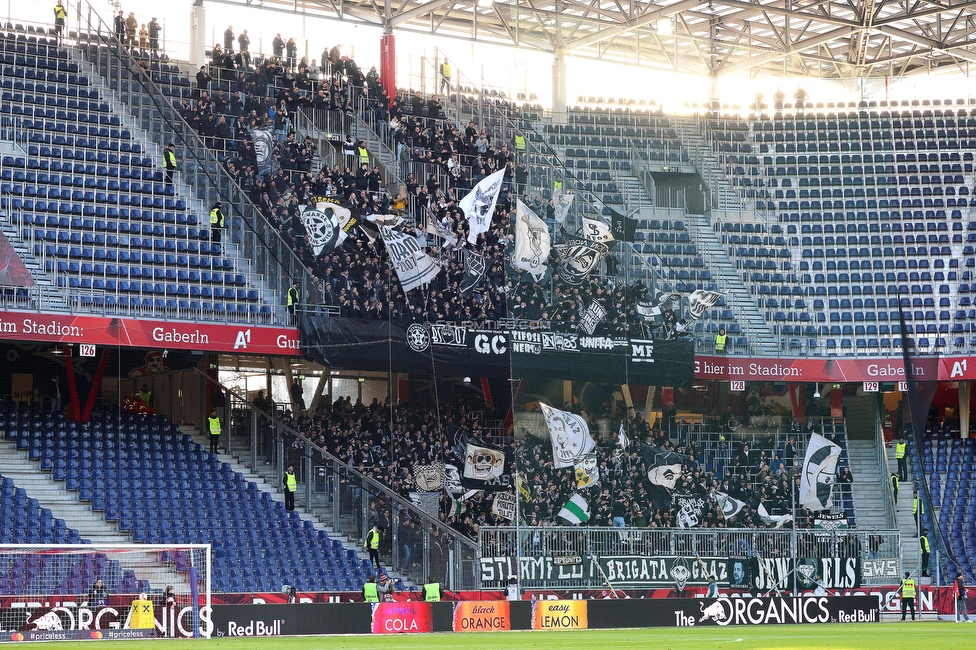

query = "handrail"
875;408;897;530
67;0;319;312
189;368;478;553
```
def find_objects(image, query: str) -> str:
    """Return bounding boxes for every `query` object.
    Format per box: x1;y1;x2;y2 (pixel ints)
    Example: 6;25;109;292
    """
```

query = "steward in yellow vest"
207;409;221;454
422;576;441;602
363;577;380;603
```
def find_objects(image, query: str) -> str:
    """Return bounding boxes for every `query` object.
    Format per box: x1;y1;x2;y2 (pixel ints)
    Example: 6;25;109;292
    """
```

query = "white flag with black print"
579;216;615;244
553;192;574;224
460;168;506;244
687;289;724;319
635;292;681;320
512;199;551;282
539;403;596;469
425;213;459;250
798;432;842;511
380;226;441;292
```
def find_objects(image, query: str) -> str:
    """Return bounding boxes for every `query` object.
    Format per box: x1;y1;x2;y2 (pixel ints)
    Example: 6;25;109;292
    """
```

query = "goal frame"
0;543;212;639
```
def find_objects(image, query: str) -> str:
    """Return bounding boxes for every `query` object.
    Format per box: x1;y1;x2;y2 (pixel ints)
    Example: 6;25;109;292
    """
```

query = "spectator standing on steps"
890;472;899;504
53;1;67;44
223;26;234;52
290;378;305;411
148;18;160;55
282;464;297;511
912;489;923;536
207;408;222;454
114;11;125;42
209;201;225;243
125;12;138;48
163;143;177;189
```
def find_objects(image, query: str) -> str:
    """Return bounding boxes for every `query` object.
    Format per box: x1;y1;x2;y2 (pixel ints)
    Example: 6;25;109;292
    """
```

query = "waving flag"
380;226;441;292
558;493;590;524
553;192;574;223
460;169;506;244
579;216;615;244
512;199;551;281
540;403;596;469
798;433;841;511
459;249;486;296
712;491;746;521
641;443;683;490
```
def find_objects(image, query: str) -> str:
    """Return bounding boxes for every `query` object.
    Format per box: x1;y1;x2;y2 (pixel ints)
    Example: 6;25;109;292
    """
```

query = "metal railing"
479;526;902;589
122;368;480;590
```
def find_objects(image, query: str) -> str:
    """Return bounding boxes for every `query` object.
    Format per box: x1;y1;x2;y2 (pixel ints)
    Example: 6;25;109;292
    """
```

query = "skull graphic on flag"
299;206;340;255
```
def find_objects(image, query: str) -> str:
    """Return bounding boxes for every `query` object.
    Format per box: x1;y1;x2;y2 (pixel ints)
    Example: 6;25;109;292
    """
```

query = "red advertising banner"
370;601;433;634
0;310;300;355
695;355;943;382
453;601;511;632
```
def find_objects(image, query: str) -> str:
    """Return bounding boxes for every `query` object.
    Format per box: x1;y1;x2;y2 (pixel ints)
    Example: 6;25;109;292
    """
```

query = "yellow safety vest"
920;536;930;554
441;63;451;78
424;582;441;602
129;598;154;629
515;134;526;151
895;442;906;459
138;390;151;404
163;149;177;169
54;6;67;20
210;208;224;228
912;497;923;515
357;146;369;166
285;472;297;492
208;416;221;436
553;179;563;192
367;529;380;550
890;475;899;491
715;333;727;351
287;286;299;307
363;583;379;602
901;578;916;599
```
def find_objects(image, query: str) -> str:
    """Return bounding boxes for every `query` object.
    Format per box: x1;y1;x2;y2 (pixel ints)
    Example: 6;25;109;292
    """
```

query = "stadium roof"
213;0;976;79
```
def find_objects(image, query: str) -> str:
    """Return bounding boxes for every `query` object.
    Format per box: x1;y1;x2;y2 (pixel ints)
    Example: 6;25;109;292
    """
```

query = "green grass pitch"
7;623;973;650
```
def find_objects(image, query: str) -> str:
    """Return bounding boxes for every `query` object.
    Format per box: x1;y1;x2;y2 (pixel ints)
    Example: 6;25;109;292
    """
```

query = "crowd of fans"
250;392;853;541
150;21;663;334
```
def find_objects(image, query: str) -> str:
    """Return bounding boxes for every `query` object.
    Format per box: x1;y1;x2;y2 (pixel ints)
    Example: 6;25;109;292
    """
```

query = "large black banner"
299;314;694;384
750;557;863;591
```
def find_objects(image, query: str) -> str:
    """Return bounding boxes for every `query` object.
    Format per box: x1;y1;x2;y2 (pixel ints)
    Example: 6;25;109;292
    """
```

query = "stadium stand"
2;405;371;593
0;28;273;323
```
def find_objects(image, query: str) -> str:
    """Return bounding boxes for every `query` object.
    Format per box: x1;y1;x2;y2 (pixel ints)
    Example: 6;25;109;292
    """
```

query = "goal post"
0;544;211;639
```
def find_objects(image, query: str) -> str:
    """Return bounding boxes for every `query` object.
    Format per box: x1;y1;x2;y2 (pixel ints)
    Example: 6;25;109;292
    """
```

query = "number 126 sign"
79;344;96;357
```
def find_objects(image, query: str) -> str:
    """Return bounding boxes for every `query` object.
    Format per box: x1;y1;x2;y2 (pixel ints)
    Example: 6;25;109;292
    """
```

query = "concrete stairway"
846;439;890;530
0;437;127;544
885;444;922;575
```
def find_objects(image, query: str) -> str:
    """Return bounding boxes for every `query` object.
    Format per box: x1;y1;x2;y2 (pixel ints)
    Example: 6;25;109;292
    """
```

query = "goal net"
0;544;211;639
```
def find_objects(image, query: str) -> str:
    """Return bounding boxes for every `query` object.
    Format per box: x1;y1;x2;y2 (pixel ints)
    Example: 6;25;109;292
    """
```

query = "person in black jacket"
88;579;108;607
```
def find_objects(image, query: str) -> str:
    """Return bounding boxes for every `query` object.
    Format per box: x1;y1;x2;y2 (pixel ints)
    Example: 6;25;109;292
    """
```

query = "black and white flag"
460;249;486;297
380;226;441;292
539;403;596;469
574;452;600;489
253;123;277;177
609;208;638;242
460;169;506;244
687;290;724;319
712;490;746;521
553;239;608;285
554;192;574;224
641;443;683;490
579;216;615;244
635;292;681;320
299;206;340;256
675;493;706;528
798;433;841;511
425;213;459;250
578;300;607;335
512;199;551;281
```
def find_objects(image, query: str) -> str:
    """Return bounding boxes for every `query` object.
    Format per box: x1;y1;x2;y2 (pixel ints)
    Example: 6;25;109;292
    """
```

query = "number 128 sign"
730;380;745;392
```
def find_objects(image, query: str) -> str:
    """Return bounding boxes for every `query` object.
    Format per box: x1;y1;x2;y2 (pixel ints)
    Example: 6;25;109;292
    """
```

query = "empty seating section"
920;433;976;580
2;408;368;593
0;29;269;322
709;105;976;354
